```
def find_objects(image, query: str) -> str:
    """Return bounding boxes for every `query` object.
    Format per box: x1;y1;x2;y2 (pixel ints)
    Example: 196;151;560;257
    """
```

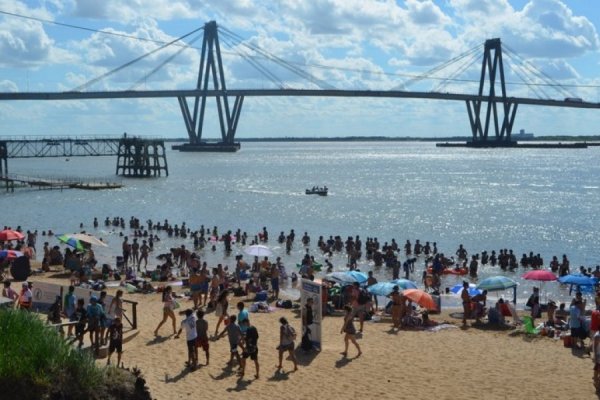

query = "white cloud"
0;80;18;92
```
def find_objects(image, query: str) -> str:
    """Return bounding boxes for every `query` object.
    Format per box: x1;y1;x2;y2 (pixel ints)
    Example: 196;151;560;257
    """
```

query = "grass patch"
0;309;150;400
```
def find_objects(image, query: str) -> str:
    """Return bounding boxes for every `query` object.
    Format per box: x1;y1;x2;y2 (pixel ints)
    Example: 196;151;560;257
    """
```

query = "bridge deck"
1;89;599;109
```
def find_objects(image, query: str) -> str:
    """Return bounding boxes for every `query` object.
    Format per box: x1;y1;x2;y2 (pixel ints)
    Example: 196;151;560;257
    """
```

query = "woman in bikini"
154;286;177;336
340;305;361;358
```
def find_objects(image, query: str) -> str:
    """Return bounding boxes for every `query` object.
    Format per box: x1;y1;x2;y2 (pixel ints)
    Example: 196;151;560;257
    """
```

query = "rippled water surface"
3;141;600;303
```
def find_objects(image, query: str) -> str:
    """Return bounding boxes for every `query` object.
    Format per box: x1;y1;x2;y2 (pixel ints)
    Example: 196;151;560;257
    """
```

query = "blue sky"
1;0;600;138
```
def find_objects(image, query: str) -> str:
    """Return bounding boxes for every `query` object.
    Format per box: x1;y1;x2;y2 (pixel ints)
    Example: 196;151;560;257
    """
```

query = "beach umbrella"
477;276;518;304
69;233;108;247
325;271;368;285
0;249;23;260
450;283;481;297
522;270;557;303
0;229;25;241
521;270;557;281
477;276;517;291
57;234;85;251
367;282;397;296
389;279;418;290
402;288;437;310
243;244;273;257
557;274;598;286
558;274;599;295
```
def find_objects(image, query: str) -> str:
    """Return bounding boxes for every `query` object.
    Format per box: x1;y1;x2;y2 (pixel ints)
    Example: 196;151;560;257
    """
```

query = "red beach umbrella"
0;229;25;241
521;270;557;281
522;269;557;304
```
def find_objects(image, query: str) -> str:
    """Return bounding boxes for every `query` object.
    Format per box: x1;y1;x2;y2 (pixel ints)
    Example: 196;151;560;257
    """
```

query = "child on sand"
107;317;123;367
195;310;210;366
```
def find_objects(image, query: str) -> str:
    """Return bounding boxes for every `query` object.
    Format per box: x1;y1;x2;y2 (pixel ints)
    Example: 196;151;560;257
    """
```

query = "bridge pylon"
465;38;517;146
173;21;243;152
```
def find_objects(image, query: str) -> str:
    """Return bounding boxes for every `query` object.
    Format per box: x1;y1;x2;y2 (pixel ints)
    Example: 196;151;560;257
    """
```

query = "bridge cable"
432;50;481;93
392;43;482;90
502;51;552;99
218;27;321;89
218;26;336;90
71;26;205;92
128;32;204;90
503;45;577;99
218;35;288;89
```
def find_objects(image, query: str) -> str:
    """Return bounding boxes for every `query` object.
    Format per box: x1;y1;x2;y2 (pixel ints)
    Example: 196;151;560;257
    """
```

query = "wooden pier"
115;138;168;177
0;174;123;192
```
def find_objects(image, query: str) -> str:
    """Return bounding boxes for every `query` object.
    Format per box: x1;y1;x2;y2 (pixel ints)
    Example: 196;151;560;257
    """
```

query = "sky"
1;0;600;139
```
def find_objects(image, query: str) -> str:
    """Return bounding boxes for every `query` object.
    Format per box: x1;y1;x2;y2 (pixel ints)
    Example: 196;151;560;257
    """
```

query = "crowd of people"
2;217;600;388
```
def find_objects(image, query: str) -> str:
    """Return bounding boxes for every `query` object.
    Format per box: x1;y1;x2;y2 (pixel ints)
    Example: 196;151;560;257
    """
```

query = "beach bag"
255;290;268;302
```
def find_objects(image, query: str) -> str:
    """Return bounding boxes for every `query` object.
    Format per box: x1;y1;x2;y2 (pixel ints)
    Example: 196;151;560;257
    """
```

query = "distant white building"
512;129;534;140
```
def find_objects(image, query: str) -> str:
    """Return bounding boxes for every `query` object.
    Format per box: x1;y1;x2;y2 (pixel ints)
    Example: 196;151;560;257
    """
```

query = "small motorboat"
305;186;328;196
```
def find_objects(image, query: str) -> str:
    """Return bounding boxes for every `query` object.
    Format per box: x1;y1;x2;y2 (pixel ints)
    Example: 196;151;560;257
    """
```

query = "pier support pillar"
115;137;168;177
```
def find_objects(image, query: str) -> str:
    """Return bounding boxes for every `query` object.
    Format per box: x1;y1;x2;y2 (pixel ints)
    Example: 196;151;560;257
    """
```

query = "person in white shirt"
175;309;198;369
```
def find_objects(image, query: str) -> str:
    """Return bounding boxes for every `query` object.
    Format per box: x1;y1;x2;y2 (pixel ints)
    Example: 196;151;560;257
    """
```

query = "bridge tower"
466;38;518;146
173;21;244;152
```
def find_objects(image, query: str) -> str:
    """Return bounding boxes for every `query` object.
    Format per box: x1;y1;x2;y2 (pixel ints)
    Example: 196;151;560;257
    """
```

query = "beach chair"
522;315;539;334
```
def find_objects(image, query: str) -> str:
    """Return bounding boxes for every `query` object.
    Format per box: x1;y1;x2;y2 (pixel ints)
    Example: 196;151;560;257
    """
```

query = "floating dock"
436;141;588;149
172;142;241;152
0;174;123;192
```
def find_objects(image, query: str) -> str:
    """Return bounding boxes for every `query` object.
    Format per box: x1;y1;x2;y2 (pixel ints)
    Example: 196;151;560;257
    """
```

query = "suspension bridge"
1;19;599;152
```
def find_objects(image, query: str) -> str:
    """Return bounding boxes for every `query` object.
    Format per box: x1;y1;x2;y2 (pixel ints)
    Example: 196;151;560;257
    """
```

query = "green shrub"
0;309;104;398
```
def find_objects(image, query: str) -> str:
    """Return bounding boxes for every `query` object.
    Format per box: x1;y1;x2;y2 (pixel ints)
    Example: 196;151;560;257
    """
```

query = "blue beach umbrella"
557;274;598;286
450;283;481;297
558;274;598;295
326;271;368;286
389;279;418;290
367;282;397;296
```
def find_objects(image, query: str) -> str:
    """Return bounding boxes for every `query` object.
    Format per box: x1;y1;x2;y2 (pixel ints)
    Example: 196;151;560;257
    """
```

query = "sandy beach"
28;272;597;400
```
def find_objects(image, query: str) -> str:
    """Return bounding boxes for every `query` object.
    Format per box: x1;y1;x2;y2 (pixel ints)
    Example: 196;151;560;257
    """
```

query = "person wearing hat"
18;282;32;310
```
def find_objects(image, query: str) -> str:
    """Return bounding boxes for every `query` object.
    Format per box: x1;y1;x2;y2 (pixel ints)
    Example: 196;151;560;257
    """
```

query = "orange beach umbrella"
402;288;437;310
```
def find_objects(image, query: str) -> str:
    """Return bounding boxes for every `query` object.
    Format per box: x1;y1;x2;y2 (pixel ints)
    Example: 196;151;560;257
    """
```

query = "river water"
3;141;599;305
